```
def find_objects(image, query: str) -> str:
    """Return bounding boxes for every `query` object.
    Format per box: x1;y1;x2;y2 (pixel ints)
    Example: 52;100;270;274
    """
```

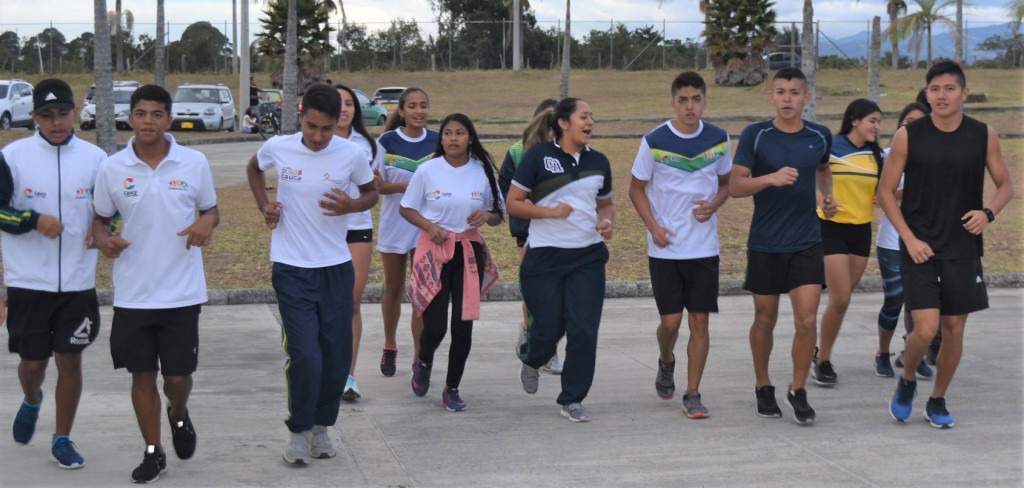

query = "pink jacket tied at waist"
409;228;499;320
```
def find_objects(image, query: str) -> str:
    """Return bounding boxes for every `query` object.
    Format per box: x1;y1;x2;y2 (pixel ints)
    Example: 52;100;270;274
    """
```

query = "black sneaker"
874;353;895;378
655;355;676;400
131;445;167;484
754;385;782;418
785;388;816;424
380;347;398;377
167;407;196;460
813;360;838;387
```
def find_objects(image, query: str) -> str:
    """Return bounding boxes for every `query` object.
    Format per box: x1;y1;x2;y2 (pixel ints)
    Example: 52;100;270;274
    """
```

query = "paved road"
1;289;1021;487
192;140;266;188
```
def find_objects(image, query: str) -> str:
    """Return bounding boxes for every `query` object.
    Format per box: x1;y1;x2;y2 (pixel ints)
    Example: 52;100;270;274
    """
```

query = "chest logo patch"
543;156;564;174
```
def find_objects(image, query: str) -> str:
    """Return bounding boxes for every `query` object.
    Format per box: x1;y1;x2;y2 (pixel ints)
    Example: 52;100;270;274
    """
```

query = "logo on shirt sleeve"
543;156;565;174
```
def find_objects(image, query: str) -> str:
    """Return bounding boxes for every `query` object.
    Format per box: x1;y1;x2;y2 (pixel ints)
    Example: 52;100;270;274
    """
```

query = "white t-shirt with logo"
345;131;384;231
93;134;217;309
400;157;500;233
257;133;374;267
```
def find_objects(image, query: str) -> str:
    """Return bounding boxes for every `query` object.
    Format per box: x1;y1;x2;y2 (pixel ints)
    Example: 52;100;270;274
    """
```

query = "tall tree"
1011;0;1024;34
115;0;123;72
256;0;335;86
801;0;816;121
886;1;908;68
94;0;116;154
892;0;957;68
156;0;166;86
869;16;882;102
0;31;20;72
955;0;963;63
559;0;570;98
704;0;777;86
283;0;298;134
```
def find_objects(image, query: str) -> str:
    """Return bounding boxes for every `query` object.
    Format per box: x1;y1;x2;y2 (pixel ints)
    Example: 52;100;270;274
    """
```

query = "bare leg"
749;294;780;387
902;308;940;382
878;328;895;354
789;284;822;390
380;252;408;350
163;375;193;421
686;312;710;392
348;241;373;375
932;314;967;399
131;372;163;451
17;359;47;404
818;254;868;361
52;353;83;436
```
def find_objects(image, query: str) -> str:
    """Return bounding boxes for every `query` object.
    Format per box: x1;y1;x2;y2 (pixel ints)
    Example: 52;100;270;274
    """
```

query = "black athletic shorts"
110;305;201;376
900;254;988;315
346;228;373;244
820;220;871;257
743;244;825;295
6;287;100;360
648;256;720;315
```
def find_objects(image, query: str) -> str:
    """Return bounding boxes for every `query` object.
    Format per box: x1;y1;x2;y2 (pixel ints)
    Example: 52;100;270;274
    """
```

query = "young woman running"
334;84;386;400
508;98;615;423
375;88;439;377
400;113;503;411
498;98;564;375
874;102;934;380
812;98;884;386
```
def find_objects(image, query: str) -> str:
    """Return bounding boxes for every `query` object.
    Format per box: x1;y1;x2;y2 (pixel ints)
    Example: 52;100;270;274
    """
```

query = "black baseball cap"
33;79;75;113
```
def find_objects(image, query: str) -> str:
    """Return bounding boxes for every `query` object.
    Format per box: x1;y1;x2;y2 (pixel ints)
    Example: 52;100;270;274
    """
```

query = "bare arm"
505;185;572;220
629;176;673;247
246;154;282;229
399;206;448;244
961;124;1015;236
727;165;797;198
595;197;615;240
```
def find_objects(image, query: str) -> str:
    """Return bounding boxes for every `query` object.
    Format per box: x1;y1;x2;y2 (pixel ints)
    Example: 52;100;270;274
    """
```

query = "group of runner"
1;60;1013;482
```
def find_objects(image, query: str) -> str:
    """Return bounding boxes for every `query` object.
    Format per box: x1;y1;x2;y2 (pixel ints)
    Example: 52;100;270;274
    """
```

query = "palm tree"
156;0;165;86
891;0;957;68
280;0;335;134
703;0;777;86
93;0;116;154
955;0;963;64
801;0;816;121
115;0;123;72
699;1;712;68
559;0;570;98
1010;0;1024;33
887;1;908;68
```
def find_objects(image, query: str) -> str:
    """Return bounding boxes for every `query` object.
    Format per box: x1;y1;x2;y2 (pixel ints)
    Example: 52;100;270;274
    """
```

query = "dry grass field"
1;68;1021;289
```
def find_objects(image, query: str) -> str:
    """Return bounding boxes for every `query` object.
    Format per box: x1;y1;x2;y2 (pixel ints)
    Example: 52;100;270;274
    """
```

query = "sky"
0;0;1013;46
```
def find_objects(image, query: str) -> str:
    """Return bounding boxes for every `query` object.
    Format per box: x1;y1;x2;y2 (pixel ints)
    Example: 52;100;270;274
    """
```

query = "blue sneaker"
50;436;85;469
924;397;955;429
13;391;43;445
442;387;466;412
890;376;916;422
411;360;431;397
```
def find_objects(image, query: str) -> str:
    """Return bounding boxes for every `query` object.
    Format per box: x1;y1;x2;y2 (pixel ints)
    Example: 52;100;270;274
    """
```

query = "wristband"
983;208;995;223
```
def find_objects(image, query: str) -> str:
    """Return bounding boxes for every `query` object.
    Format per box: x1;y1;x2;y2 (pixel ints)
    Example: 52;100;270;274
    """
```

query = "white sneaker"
310;425;336;459
283;430;312;465
541;354;563;375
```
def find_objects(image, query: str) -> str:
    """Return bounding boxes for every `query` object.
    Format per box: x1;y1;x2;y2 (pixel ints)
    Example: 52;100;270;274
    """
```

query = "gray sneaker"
283;430;312;465
541;354;563;375
560;403;591;423
310;425;336;459
655;355;676;400
520;362;539;394
682;390;709;419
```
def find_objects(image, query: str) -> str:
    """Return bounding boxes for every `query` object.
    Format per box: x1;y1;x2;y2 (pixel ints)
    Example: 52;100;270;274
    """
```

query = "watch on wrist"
983;208;995;223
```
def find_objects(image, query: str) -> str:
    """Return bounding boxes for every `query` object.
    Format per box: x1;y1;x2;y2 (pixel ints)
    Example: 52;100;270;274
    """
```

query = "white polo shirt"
257;133;374;268
93;134;217;309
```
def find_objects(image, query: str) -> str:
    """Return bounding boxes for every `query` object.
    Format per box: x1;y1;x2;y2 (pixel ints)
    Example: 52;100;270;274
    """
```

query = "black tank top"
901;114;987;259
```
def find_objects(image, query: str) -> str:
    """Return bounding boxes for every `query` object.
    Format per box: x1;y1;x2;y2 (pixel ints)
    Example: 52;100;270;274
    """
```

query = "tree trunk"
94;0;116;154
559;0;571;99
955;0;963;64
513;0;522;71
282;0;299;134
115;0;124;73
155;0;165;86
889;10;899;69
927;23;933;68
869;16;881;102
801;0;816;122
714;57;768;86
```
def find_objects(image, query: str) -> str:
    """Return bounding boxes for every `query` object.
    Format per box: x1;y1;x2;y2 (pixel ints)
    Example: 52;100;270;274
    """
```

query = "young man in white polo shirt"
629;71;732;419
1;78;106;469
246;83;378;465
91;85;219;483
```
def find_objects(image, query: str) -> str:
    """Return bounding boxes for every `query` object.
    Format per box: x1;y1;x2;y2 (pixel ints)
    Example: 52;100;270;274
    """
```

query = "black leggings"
418;240;486;389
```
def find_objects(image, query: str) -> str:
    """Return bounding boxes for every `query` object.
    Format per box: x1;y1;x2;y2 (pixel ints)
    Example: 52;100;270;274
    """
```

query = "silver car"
80;85;137;131
171;84;236;132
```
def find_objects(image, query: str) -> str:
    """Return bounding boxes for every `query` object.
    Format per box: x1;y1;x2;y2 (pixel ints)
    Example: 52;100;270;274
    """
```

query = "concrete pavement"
1;289;1021;487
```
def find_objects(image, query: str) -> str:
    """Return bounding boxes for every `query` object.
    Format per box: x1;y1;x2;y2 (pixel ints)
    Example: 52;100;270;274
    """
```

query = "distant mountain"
817;22;1018;63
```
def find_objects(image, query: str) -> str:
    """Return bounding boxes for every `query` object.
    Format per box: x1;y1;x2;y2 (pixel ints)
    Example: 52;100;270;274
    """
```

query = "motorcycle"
258;102;282;136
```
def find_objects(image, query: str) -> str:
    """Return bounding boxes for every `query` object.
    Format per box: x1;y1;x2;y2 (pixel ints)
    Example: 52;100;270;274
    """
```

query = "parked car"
372;86;406;113
353;88;388;126
765;52;801;70
0;79;35;130
83;80;140;107
80;85;138;131
170;83;236;132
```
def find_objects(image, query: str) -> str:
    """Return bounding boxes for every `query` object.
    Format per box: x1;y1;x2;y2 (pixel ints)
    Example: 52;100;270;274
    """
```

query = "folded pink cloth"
409;228;498;320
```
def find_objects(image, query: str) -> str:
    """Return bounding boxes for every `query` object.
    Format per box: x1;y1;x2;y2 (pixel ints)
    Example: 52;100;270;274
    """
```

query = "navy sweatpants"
272;261;354;433
518;242;608;405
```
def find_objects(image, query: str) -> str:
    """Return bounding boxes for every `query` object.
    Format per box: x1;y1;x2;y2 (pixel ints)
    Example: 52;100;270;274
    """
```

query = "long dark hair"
435;113;503;218
548;97;582;141
383;87;428;132
838;98;884;171
334;83;377;160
